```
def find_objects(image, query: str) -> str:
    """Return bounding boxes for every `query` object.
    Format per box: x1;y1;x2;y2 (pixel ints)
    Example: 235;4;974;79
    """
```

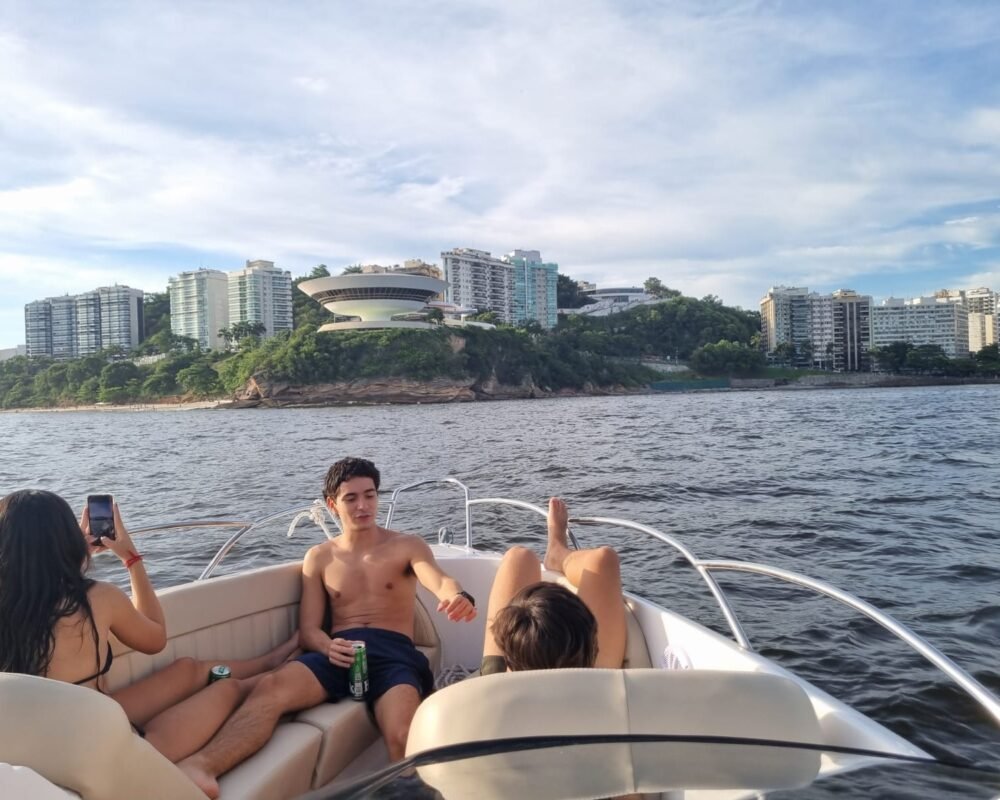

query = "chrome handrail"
130;520;252;534
466;498;584;554
573;516;752;650
386;478;473;549
699;560;1000;727
123;481;1000;730
198;504;324;580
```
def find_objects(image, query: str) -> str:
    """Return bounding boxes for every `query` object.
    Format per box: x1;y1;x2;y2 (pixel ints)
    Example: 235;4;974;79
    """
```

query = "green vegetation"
870;342;1000;377
7;269;994;410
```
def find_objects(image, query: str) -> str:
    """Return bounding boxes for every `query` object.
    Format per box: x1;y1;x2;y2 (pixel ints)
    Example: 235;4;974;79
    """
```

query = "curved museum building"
297;274;448;330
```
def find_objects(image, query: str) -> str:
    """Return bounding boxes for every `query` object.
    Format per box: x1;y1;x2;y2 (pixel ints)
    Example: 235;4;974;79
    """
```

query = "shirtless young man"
179;458;477;798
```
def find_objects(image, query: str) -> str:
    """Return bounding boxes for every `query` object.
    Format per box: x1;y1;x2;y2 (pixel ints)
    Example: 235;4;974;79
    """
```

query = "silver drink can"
349;642;369;701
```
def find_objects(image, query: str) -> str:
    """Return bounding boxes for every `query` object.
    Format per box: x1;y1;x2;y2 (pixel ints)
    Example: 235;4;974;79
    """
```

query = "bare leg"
373;683;423;761
543;497;627;669
225;632;300;679
113;633;299;727
177;661;327;799
482;546;542;660
143;677;255;763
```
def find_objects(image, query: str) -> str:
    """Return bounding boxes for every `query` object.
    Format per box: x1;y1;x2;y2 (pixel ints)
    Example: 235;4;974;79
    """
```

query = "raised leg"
177;660;327;799
482;546;542;660
373;683;423;762
543;498;627;669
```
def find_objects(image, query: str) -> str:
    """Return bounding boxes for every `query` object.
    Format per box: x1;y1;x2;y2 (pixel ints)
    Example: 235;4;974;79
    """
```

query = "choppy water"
2;385;998;797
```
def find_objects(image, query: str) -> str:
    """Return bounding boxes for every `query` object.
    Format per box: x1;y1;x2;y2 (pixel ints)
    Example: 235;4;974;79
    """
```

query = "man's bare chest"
322;552;414;603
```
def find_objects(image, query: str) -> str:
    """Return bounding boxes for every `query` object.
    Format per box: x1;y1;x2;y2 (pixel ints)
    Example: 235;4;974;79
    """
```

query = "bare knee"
173;656;208;690
589;546;621;577
502;545;539;570
248;665;318;713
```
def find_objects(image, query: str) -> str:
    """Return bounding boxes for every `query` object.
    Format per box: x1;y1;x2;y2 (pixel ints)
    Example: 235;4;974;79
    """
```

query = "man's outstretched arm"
410;537;477;622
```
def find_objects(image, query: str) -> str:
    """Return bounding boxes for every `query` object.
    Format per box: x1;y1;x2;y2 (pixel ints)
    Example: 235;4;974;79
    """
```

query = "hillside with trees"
5;270;992;410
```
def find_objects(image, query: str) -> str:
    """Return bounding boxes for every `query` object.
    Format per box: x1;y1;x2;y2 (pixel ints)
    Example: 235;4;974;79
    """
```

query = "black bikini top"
73;642;113;685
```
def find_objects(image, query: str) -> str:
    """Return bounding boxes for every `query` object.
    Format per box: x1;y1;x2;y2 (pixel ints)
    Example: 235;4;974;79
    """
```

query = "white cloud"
1;1;999;344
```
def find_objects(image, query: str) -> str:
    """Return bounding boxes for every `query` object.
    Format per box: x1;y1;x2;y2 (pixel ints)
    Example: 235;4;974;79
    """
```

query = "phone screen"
88;495;116;540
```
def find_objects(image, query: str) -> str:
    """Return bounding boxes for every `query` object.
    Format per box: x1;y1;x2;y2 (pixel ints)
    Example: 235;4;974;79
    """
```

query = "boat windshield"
299;735;1000;799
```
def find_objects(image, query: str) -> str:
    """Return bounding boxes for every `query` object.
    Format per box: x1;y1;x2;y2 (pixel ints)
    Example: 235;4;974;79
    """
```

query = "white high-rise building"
442;248;516;324
228;260;293;337
98;286;144;353
806;292;835;369
24;287;144;359
759;286;811;365
965;287;997;353
871;296;970;358
169;269;230;350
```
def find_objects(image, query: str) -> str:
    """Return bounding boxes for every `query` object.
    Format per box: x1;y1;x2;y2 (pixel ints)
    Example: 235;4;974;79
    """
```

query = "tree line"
3;269;996;409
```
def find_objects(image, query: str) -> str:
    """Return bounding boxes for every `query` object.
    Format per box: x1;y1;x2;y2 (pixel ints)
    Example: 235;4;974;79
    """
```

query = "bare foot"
177;756;220;799
267;632;300;670
543;497;573;572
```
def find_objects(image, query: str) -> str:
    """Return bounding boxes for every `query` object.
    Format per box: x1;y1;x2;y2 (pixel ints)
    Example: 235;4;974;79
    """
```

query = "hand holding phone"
87;494;116;543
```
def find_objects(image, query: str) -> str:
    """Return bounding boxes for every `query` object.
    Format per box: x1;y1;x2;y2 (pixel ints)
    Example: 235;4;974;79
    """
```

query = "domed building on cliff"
298;273;494;331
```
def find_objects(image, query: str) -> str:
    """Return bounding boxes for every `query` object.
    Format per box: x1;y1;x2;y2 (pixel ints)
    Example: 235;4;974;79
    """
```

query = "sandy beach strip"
0;399;224;414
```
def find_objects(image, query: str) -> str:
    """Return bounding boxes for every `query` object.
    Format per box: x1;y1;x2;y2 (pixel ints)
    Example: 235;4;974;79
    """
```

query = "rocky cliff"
231;373;641;408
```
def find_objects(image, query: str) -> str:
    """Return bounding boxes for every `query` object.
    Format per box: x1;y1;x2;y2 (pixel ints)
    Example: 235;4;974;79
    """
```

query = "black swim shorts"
296;627;433;706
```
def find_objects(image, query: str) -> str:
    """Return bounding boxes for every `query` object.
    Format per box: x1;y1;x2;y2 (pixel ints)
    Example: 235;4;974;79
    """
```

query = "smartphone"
87;494;116;542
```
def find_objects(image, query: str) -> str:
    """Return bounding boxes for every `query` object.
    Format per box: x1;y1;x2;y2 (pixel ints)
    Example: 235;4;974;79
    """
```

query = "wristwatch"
457;590;476;607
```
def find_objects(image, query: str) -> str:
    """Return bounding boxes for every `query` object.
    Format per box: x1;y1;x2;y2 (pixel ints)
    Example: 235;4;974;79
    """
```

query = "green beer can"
349;642;369;701
209;664;231;683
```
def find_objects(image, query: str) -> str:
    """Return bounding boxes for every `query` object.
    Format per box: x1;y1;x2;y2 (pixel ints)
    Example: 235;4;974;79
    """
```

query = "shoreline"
3;374;998;413
0;399;223;414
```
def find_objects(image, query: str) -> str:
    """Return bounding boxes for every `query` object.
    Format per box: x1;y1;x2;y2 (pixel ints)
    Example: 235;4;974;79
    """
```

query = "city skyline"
2;2;999;348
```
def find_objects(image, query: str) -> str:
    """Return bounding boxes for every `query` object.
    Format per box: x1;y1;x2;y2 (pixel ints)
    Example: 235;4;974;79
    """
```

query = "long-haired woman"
0;489;296;763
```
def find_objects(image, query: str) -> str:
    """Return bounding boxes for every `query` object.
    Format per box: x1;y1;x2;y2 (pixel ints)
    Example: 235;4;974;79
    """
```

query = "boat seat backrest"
105;560;442;693
407;668;822;797
0;674;205;800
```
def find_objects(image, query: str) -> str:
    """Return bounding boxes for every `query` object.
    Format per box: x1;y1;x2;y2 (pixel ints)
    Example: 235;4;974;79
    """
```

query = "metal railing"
121;478;1000;728
700;560;1000;727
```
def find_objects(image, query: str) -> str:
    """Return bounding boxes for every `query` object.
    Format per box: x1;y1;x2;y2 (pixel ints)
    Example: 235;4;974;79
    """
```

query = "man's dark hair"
323;458;381;500
491;582;597;671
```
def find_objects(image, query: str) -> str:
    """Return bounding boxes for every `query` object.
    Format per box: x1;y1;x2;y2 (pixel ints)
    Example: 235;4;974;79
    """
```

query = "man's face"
327;476;379;531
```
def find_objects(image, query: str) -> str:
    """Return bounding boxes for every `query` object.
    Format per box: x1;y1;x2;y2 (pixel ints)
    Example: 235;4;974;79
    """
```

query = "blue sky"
2;0;999;348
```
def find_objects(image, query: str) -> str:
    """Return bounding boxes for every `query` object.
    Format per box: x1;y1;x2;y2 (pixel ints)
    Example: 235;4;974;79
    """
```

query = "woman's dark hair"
491;582;598;671
0;490;98;676
323;457;381;500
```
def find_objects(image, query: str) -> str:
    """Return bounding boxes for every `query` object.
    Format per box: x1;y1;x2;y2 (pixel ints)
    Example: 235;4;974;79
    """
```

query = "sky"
2;0;999;348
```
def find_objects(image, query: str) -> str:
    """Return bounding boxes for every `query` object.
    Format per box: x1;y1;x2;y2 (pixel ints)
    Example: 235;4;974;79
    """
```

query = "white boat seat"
406;668;823;798
0;674;205;800
217;722;322;800
97;561;442;797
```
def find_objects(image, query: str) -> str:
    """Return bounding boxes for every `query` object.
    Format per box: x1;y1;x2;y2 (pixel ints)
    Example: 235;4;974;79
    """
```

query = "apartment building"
440;248;559;328
228;260;293;337
505;250;558;329
168;269;230;350
807;292;835;369
442;248;517;324
965;287;997;353
24;286;144;359
871;296;970;359
831;290;872;372
759;286;812;366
